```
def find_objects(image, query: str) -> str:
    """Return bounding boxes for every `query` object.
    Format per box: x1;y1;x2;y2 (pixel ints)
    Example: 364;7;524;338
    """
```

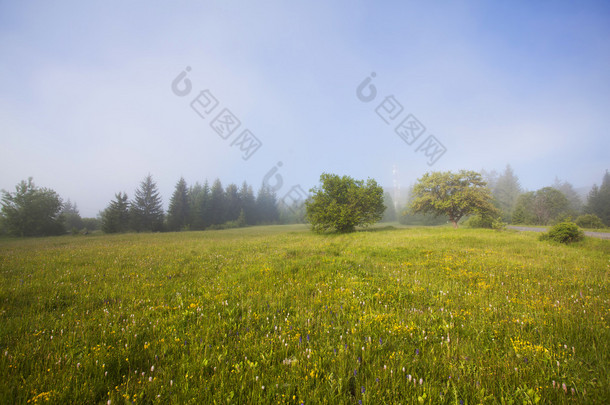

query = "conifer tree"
130;174;164;232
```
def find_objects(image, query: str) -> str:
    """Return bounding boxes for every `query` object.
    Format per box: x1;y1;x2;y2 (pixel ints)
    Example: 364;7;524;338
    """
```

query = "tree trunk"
450;219;458;228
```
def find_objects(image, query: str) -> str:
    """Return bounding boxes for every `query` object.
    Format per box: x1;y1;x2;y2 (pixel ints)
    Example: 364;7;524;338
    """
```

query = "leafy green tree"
511;192;536;224
585;171;610;226
0;178;65;237
531;187;571;225
167;177;190;231
305;173;385;233
101;192;130;233
513;187;571;225
130;174;164;232
552;178;582;215
575;214;605;229
409;170;499;228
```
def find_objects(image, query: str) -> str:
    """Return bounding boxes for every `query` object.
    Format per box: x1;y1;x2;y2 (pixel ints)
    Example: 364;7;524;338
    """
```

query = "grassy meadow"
0;225;609;404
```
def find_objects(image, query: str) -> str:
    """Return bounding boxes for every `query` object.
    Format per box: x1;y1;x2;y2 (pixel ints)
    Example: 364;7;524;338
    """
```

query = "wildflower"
419;378;423;385
151;365;154;372
149;377;152;382
415;349;419;355
562;383;567;394
571;388;575;395
408;374;412;382
552;380;556;388
361;386;365;393
170;380;173;387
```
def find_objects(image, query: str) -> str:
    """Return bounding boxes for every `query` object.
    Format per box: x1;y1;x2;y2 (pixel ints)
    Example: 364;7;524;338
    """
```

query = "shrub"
575;214;605;229
492;218;507;231
463;215;493;228
540;222;584;244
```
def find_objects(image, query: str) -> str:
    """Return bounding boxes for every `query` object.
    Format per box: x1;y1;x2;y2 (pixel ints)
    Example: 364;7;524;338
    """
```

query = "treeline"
100;174;293;233
394;167;610;228
0;175;306;237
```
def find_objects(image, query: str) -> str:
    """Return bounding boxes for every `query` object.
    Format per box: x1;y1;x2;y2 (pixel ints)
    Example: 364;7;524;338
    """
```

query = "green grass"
0;226;608;404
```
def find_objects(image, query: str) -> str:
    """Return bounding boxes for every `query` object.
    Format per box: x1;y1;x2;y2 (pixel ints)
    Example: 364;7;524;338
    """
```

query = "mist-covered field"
1;225;609;404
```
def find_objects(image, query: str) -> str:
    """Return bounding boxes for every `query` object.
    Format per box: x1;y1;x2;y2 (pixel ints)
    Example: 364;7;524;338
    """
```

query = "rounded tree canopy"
305;173;385;233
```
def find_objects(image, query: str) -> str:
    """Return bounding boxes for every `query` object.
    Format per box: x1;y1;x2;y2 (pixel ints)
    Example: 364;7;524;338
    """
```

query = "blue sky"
1;1;609;216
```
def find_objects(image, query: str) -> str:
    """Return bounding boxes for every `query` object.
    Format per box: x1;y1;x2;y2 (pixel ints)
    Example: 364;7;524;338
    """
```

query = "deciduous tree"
0;178;65;237
409;170;498;228
305;173;385;233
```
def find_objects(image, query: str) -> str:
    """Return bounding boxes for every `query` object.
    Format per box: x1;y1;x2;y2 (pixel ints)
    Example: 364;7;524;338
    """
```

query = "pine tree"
224;183;241;222
188;181;211;230
130;174;164;232
255;184;279;224
239;182;256;225
552;178;582;215
101;192;130;233
493;165;522;222
167;177;190;231
209;179;225;226
585;171;610;226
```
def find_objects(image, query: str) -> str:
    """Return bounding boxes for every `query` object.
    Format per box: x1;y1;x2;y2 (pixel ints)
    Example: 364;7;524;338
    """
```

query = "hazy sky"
1;1;609;217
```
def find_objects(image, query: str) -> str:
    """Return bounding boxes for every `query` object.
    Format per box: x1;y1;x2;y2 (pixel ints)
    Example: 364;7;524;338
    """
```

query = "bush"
463;215;494;229
575;214;605;229
492;218;507;231
540;222;584;244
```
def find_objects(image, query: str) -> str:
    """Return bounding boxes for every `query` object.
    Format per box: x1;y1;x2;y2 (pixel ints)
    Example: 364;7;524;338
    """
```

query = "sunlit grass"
0;226;608;404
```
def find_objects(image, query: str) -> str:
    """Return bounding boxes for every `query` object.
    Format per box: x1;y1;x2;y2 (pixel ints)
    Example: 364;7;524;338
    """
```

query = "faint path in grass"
508;225;610;240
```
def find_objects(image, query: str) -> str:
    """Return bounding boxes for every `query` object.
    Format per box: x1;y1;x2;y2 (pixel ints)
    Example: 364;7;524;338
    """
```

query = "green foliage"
463;215;506;230
399;210;449;226
492;164;522;222
409;170;499;228
381;192;397;222
585;171;610;226
540;222;584;244
255;185;279;225
305;173;385;233
61;200;83;231
81;217;100;231
492;218;507;231
0;178;65;237
166;177;190;231
101;192;130;233
130;174;165;232
575;213;606;229
513;187;572;225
